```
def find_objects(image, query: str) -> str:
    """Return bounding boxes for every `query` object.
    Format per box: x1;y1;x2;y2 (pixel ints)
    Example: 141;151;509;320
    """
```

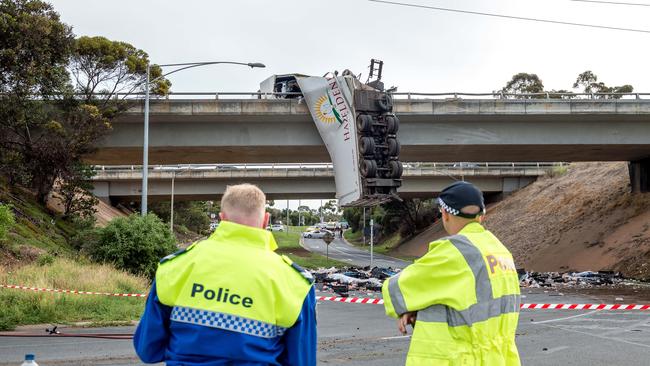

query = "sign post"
370;219;374;268
323;232;334;263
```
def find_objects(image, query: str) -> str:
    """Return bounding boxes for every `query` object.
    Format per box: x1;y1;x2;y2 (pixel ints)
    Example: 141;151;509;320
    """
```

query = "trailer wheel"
387;138;400;157
386;114;399;134
360;159;378;178
360;137;376;157
356;114;373;134
388;160;403;179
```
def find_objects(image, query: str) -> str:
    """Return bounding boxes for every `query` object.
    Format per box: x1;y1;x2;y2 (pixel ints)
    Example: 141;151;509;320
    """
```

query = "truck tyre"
361;159;378;178
356;114;373;134
386;114;399;134
388;160;403;178
360;137;376;157
387;138;400;156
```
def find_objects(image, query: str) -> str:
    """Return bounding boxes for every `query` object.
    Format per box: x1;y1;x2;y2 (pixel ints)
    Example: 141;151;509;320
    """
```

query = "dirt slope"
397;163;650;279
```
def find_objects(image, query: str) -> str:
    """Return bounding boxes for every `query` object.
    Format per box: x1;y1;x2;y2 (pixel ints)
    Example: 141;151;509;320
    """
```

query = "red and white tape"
317;295;384;305
0;284;147;298
3;284;650;310
521;303;650;310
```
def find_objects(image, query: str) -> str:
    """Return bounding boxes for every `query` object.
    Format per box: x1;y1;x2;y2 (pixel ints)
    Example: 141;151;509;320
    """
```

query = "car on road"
302;229;333;239
267;224;285;232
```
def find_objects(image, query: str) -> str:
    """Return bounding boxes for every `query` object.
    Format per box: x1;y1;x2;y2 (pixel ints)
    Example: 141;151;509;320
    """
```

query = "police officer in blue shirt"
134;183;317;365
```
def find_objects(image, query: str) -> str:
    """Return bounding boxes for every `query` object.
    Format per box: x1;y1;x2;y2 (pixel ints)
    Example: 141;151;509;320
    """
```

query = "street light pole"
142;64;150;214
140;61;265;215
170;171;175;232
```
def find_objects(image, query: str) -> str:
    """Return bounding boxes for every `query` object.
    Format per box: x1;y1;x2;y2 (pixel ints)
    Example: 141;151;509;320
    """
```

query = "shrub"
0;203;16;241
85;213;177;278
36;253;55;266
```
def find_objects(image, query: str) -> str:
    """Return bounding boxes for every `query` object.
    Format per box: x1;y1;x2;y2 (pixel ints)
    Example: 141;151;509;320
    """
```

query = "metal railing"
60;91;650;100
92;162;564;175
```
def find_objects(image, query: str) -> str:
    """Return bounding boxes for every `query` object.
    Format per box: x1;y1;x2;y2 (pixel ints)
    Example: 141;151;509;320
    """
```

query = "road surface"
1;290;649;365
301;237;410;269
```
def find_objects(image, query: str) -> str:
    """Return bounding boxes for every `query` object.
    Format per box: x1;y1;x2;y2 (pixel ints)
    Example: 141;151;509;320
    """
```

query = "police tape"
2;284;650;310
0;284;147;298
316;296;384;305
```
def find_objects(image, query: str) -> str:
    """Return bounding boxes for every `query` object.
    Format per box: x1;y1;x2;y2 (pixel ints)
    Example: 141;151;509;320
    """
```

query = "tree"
149;200;211;234
0;0;170;205
573;70;633;99
58;162;98;220
0;0;75;200
70;36;170;116
84;213;176;278
573;70;599;94
501;73;545;98
380;199;438;239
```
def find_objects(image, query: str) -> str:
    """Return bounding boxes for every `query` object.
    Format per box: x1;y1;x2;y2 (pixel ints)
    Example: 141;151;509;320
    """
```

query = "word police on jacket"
191;283;253;308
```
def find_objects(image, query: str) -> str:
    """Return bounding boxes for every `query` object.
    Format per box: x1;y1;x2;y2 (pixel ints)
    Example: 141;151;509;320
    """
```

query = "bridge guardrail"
92;162;564;178
58;91;650;100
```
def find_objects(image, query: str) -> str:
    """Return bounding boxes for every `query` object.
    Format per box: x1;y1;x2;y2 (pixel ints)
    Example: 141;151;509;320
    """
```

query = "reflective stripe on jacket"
382;222;521;366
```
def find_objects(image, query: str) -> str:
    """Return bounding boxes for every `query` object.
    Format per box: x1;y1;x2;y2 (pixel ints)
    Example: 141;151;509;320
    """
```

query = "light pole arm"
149;61;265;86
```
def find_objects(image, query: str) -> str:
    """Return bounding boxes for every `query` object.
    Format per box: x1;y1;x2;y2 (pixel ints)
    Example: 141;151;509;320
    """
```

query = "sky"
49;0;650;94
48;0;650;208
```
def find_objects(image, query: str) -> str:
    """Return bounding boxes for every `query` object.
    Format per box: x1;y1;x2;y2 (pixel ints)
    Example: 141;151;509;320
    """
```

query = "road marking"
531;310;601;324
380;335;411;340
534;323;650;350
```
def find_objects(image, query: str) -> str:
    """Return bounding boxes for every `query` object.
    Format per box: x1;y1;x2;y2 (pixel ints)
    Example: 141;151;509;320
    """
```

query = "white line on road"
380;335;411;340
531;310;601;324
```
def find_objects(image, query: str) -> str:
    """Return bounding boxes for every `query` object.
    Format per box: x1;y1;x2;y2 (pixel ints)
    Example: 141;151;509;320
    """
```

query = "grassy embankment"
274;226;348;268
0;258;148;331
0;183;149;331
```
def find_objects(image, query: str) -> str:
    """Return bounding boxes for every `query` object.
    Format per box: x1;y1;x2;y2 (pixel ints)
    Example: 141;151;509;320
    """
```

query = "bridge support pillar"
629;158;650;193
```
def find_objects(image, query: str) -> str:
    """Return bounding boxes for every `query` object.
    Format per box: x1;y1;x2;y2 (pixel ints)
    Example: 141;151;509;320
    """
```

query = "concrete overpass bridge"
88;93;650;192
91;162;555;203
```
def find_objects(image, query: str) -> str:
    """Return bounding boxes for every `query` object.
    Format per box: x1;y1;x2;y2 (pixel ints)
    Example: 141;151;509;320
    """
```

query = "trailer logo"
315;94;343;125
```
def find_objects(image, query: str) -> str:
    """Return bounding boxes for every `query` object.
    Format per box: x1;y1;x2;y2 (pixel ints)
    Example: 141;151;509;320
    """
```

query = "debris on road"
312;266;401;295
519;270;626;288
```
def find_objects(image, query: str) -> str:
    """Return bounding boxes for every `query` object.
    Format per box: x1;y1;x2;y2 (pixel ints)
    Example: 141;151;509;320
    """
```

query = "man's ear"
219;212;226;221
262;212;270;228
441;210;449;222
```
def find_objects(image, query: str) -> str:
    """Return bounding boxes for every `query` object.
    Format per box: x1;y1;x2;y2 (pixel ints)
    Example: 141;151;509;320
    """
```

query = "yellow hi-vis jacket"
382;222;521;366
156;220;313;335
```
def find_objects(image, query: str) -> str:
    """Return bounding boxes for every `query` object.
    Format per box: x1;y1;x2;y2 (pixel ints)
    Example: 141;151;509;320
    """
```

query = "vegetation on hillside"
0;258;148;331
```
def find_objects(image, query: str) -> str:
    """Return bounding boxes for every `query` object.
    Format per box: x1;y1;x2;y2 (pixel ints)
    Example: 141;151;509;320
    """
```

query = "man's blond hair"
221;183;266;222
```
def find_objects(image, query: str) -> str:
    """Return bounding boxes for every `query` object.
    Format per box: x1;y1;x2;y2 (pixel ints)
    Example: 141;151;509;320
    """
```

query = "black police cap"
437;181;485;219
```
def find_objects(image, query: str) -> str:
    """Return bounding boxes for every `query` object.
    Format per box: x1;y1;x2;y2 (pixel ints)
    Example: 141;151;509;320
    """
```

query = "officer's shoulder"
159;241;199;264
279;254;314;284
427;235;468;254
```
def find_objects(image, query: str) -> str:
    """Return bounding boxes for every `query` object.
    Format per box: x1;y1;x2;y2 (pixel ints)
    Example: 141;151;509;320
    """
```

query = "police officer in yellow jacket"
382;181;521;366
134;183;316;365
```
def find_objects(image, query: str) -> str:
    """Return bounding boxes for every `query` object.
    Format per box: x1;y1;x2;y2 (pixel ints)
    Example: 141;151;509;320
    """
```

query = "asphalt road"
301;237;410;269
1;290;649;365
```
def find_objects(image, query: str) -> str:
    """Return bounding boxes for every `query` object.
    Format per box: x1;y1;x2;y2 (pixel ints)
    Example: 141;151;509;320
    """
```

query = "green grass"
0;183;74;256
0;258;149;331
273;228;349;269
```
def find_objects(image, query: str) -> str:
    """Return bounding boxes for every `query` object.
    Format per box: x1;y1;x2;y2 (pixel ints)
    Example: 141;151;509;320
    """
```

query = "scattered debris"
312;266;401;295
519;270;625;288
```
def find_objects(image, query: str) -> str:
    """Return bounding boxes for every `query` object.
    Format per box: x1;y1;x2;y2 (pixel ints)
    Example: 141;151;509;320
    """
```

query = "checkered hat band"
438;198;460;216
170;306;286;339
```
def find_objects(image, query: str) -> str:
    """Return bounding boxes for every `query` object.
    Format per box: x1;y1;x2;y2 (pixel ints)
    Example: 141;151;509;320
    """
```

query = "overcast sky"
50;0;649;93
48;0;650;211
